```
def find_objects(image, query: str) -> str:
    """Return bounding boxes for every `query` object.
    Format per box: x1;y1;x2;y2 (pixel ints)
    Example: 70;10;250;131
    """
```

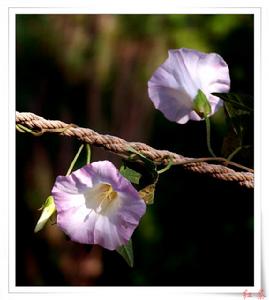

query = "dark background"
16;14;254;286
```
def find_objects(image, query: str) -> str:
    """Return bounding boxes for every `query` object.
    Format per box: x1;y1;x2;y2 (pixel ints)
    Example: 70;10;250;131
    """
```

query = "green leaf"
116;239;134;267
139;183;156;205
124;148;159;195
225;103;248;139
221;128;241;158
224;99;253;146
193;89;211;118
214;93;254;152
120;164;142;184
121;158;158;192
127;146;156;171
212;92;253;112
34;196;56;233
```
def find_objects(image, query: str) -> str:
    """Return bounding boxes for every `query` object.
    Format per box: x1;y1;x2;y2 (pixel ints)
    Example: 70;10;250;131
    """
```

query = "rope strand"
16;111;254;189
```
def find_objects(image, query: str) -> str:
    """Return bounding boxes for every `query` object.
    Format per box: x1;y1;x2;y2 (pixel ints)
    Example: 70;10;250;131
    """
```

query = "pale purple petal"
57;205;98;244
148;85;192;124
52;164;95;212
148;56;181;90
93;215;125;250
168;49;199;98
197;52;230;94
52;161;146;250
208;94;224;115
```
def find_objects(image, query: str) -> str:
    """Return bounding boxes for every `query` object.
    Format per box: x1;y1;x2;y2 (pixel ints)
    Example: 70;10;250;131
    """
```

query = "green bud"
34;195;56;233
193;89;212;118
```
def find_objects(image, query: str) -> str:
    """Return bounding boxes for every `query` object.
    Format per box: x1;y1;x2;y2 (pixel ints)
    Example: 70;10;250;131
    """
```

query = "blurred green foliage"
16;14;254;286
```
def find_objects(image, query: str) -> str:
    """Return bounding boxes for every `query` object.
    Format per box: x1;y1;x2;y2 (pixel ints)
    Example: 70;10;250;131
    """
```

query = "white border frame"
1;1;267;300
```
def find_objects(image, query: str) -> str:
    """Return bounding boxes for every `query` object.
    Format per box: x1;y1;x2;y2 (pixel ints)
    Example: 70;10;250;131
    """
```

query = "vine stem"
173;157;253;173
86;144;91;164
157;159;173;174
205;117;216;157
226;145;251;162
66;144;84;176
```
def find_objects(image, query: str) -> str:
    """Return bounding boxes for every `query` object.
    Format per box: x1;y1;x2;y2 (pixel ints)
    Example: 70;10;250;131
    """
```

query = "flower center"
84;183;118;214
99;183;117;202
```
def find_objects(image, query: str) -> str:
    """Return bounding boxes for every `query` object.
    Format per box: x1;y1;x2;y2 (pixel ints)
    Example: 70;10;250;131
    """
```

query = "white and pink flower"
148;48;230;123
52;161;146;250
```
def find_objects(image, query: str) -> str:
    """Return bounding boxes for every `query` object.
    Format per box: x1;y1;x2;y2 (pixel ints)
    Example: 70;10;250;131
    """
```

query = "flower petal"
168;49;200;99
57;204;97;244
93;214;126;250
148;85;192;123
52;165;94;212
197;52;230;95
148;56;181;90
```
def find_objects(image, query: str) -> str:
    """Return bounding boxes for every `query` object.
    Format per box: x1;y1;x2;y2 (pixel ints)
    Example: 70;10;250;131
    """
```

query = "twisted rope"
16;111;254;189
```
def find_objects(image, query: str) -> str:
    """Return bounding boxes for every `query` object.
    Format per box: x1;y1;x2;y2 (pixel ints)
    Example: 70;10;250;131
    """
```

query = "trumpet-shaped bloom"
51;161;146;250
148;48;230;124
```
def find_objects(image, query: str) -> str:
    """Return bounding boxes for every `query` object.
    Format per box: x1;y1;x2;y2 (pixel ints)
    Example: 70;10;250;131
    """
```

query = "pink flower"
148;48;230;123
51;161;146;250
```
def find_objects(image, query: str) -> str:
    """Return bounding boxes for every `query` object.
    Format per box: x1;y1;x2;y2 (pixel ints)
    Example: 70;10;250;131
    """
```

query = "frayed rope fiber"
16;111;254;189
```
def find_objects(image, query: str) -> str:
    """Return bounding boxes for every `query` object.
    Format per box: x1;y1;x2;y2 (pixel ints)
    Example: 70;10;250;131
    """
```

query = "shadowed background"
16;14;254;286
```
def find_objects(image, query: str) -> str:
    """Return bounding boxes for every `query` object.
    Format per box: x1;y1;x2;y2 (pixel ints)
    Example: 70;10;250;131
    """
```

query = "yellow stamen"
85;183;118;214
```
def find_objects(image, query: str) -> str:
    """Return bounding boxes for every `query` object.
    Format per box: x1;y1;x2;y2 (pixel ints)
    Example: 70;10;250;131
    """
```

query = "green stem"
16;124;43;136
205;117;216;157
157;159;173;174
16;124;27;132
66;144;84;176
173;156;253;173
86;144;91;164
226;146;242;162
226;145;251;162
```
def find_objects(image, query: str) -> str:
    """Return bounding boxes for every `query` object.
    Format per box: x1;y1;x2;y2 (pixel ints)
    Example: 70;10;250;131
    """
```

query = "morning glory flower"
51;161;146;250
148;48;230;124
